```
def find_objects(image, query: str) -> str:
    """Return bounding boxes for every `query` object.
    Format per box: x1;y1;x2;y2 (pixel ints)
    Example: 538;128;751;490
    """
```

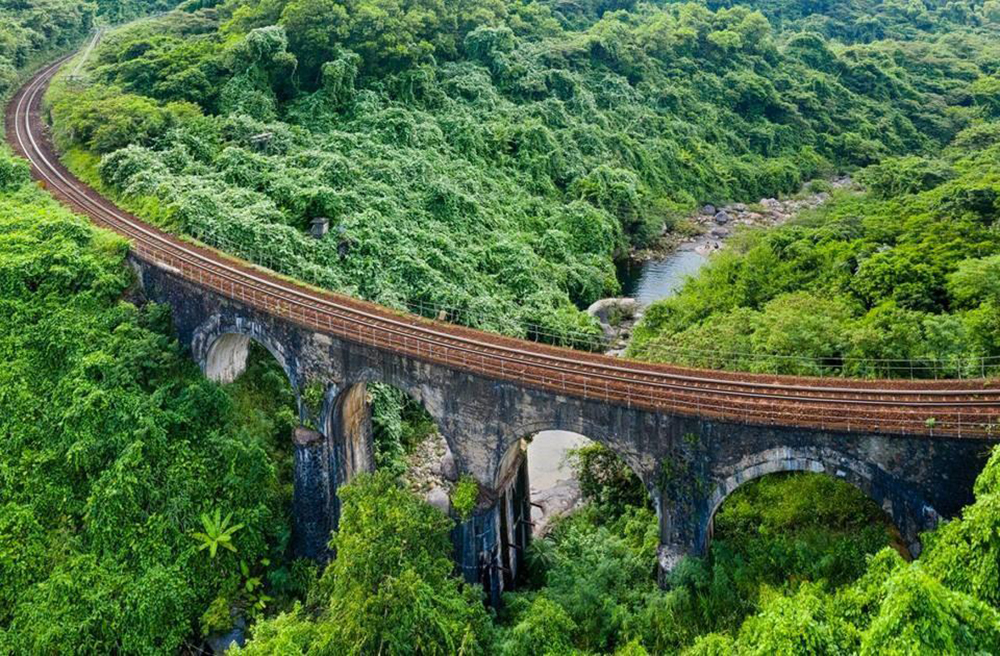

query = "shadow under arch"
700;447;941;558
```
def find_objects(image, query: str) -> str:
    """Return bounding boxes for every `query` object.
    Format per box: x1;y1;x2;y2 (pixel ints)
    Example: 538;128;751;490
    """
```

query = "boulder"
292;426;322;447
586;298;641;324
427;485;451;514
731;203;747;212
710;227;730;238
701;204;716;216
714;210;731;225
438;449;458;482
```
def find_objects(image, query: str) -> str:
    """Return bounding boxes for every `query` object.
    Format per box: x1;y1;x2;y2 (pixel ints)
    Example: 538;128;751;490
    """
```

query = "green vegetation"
629;126;1000;377
4;0;1000;653
370;381;439;479
0;1;93;102
452;475;480;521
0;147;309;652
0;0;193;105
238;471;494;655
46;0;999;348
684;0;1000;41
491;448;901;654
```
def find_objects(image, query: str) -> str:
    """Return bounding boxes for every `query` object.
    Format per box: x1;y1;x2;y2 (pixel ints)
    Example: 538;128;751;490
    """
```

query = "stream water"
616;248;708;304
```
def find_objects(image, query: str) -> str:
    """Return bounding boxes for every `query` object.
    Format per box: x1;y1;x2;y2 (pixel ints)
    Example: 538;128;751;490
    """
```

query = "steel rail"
7;57;1000;438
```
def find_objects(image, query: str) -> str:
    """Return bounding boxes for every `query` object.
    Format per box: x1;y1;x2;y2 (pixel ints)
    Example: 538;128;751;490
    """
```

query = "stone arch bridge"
10;59;1000;604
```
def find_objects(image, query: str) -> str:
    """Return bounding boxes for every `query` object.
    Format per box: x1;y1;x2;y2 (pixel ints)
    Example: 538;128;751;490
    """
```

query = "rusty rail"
8;58;1000;438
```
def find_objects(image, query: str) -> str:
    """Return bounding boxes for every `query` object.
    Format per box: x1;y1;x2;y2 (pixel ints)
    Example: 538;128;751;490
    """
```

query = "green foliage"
500;465;898;654
711;474;895;591
973;75;1000;118
240;471;494;654
857;156;955;200
921;447;1000;608
688;448;1000;654
0;156;30;192
192;509;245;558
369;382;438;479
732;585;859;654
630;126;1000;378
0;148;294;653
688;0;998;43
860;565;1000;654
500;504;659;654
0;1;94;102
13;1;1000;652
49;1;996;348
948;255;1000;308
452;474;479;520
50;84;202;154
498;596;578;656
570;442;651;518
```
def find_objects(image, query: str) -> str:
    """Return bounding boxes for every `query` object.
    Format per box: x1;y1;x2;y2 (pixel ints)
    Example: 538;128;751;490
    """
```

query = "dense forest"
44;0;999;347
1;0;999;653
628;127;1000;377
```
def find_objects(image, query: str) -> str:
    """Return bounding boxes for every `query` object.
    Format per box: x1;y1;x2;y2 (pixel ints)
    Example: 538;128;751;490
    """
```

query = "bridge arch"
495;418;655;492
699;446;941;558
491;424;660;593
193;315;298;392
323;372;453;486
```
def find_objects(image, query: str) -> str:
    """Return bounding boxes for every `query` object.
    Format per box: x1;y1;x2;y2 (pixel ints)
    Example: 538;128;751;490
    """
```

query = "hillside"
46;0;997;347
627;131;1000;377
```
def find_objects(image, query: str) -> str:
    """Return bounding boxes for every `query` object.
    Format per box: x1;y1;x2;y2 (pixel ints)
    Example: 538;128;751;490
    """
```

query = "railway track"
7;57;1000;438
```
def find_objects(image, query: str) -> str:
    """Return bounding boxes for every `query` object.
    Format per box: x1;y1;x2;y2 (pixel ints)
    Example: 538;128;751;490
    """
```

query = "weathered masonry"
134;257;996;603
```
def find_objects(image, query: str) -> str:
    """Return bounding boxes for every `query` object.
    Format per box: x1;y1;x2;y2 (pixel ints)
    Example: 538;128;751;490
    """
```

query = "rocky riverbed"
684;176;854;257
593;177;856;354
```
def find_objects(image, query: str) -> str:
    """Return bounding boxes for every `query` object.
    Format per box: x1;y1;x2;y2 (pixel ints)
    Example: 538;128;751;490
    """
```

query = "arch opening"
203;329;292;391
205;333;252;384
496;430;656;591
328;381;448;503
208;340;303;554
706;469;914;588
703;454;932;552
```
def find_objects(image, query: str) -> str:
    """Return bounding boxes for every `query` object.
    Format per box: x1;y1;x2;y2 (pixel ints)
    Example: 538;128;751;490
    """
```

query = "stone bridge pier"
132;258;997;605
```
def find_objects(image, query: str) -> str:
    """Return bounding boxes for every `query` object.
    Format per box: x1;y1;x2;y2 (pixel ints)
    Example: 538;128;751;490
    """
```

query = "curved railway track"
7;57;1000;438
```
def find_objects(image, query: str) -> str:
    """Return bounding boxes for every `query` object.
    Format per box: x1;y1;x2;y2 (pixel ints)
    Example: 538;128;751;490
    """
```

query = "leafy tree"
498;596;578;656
240;471;493;654
860;565;1000;654
0;148;297;654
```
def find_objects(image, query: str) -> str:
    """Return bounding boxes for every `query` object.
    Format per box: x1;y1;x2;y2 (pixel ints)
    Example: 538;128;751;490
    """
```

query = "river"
616;248;708;305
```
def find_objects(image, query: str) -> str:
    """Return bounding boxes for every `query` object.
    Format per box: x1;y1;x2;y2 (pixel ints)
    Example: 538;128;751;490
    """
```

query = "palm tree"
192;509;244;558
